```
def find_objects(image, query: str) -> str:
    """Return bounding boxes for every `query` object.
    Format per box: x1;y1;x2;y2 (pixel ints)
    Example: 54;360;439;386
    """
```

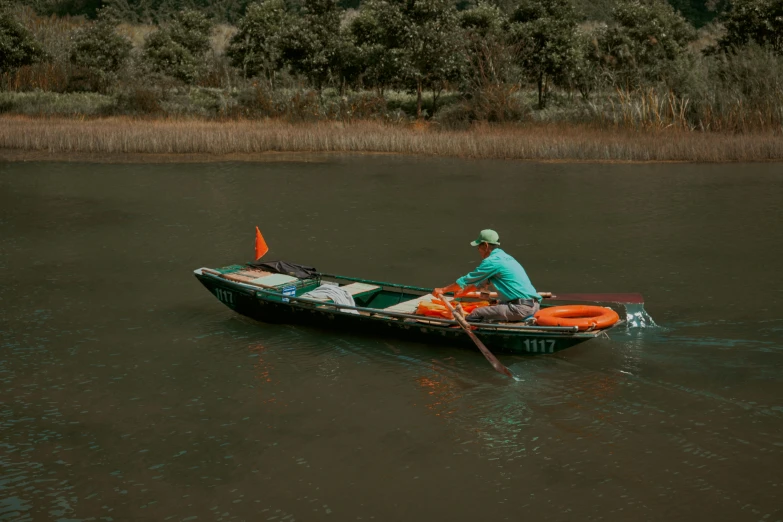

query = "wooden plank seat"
304;282;381;302
218;270;299;288
223;270;273;282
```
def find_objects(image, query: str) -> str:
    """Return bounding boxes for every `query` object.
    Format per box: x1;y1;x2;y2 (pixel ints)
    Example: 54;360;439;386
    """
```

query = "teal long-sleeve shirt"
456;248;540;303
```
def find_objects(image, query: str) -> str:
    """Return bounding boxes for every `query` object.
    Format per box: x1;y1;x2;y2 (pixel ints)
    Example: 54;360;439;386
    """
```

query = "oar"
466;291;643;304
538;292;644;304
434;291;515;379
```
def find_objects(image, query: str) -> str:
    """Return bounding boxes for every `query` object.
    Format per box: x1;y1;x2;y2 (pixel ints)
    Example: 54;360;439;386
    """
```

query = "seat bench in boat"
303;282;381;301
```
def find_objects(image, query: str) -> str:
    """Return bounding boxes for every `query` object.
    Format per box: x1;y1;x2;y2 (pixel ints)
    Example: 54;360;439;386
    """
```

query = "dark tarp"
246;260;318;279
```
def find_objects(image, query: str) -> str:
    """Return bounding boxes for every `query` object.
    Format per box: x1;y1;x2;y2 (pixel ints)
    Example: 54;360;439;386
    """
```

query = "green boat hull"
195;269;613;355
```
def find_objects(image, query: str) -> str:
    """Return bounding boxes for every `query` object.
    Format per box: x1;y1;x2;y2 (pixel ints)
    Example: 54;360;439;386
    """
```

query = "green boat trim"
319;272;433;293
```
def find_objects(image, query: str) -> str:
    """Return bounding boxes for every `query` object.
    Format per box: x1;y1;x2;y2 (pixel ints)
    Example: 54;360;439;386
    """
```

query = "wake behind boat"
194;262;647;355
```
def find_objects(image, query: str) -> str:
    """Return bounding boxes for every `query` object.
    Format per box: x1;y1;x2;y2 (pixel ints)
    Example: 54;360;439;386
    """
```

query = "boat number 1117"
524;339;555;353
215;288;234;305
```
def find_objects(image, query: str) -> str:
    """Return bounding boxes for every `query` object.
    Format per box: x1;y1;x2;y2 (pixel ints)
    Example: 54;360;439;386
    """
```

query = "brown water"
1;157;782;522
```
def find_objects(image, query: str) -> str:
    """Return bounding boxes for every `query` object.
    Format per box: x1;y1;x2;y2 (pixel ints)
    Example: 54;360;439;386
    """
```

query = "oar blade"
435;292;515;379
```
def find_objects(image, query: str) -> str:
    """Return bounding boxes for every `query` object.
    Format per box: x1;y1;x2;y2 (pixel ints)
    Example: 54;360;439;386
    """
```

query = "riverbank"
2;116;782;163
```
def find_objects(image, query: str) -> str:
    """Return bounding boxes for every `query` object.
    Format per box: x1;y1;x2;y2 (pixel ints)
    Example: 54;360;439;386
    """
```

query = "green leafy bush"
599;0;696;87
69;11;132;91
226;0;288;84
278;0;344;90
509;0;578;108
0;2;45;74
143;9;212;84
719;0;783;54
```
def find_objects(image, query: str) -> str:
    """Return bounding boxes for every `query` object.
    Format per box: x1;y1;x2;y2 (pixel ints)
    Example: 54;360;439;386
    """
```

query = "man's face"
478;243;490;259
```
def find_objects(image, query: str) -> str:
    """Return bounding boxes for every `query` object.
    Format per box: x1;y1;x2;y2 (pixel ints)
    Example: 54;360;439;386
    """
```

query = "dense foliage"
0;0;45;74
28;0;254;23
509;0;577;108
143;9;212;83
69;9;132;90
23;0;729;26
599;0;696;87
226;0;288;83
719;0;783;54
279;0;343;89
1;0;782;131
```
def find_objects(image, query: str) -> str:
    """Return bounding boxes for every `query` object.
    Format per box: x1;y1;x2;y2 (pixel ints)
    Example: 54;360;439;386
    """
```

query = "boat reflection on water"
410;350;634;464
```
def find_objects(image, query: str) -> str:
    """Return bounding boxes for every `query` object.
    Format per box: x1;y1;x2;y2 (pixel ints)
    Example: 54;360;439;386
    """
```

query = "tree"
168;8;212;57
509;0;578;109
459;2;512;87
350;0;464;116
31;0;256;24
70;9;132;91
350;0;407;94
666;0;730;27
599;0;696;87
333;33;364;91
143;9;213;84
226;0;289;86
0;1;45;75
568;23;607;100
278;0;343;90
719;0;783;54
399;0;465;117
458;3;522;121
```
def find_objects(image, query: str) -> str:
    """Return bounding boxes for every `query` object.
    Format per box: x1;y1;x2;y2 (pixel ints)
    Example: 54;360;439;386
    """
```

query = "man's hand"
432;283;461;297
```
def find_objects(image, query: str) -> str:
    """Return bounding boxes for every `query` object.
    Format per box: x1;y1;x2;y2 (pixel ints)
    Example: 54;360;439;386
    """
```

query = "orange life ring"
534;305;619;331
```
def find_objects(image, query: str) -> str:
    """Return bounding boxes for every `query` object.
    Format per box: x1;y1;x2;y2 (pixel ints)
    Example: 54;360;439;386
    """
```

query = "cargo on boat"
194;263;646;355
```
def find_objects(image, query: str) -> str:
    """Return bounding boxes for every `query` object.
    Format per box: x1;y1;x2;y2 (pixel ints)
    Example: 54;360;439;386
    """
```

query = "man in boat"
432;229;541;323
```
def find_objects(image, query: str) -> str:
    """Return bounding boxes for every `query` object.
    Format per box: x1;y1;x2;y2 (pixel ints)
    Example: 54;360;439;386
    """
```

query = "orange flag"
255;227;269;260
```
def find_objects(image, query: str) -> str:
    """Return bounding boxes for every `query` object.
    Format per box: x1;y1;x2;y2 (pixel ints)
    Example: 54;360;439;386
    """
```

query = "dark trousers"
466;301;540;322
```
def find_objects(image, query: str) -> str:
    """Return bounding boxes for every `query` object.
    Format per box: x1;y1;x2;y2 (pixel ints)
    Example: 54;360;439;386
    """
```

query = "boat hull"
195;273;602;355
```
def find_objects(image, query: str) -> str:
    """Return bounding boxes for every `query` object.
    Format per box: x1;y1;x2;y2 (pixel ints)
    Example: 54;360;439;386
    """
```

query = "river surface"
1;157;782;521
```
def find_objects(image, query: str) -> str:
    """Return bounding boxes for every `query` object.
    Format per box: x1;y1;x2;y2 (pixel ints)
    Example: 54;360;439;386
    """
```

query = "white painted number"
524;339;556;353
215;288;234;305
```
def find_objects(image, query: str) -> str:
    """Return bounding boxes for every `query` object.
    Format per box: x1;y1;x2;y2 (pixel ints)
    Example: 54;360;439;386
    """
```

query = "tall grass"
1;116;781;162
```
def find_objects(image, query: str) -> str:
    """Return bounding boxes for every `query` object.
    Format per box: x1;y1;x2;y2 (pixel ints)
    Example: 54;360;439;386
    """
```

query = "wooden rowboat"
194;263;647;355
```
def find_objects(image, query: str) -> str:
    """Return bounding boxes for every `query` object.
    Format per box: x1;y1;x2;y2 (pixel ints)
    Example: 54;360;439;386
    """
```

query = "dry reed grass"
1;116;781;162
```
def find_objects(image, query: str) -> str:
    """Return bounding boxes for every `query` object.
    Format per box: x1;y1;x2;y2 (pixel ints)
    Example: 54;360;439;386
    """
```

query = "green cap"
470;229;500;246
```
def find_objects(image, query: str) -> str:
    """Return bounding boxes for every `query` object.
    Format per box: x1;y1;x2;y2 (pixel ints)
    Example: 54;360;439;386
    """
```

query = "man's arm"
433;258;497;296
432;282;472;297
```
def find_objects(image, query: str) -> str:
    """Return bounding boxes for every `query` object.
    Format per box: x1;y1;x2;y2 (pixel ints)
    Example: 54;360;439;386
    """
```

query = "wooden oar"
465;291;644;305
539;292;644;304
434;292;515;379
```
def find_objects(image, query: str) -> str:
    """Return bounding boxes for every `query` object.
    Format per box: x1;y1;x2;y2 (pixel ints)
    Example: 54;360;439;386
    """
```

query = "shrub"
434;101;474;129
719;0;783;54
143;9;212;84
226;0;288;85
703;45;783;130
114;86;164;114
665;43;783;131
0;3;45;74
278;0;343;90
509;0;578;109
599;0;696;87
236;84;280;117
69;11;132;92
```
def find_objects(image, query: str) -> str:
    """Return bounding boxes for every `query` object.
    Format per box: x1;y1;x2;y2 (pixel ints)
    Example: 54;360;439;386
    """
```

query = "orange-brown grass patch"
1;115;781;163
